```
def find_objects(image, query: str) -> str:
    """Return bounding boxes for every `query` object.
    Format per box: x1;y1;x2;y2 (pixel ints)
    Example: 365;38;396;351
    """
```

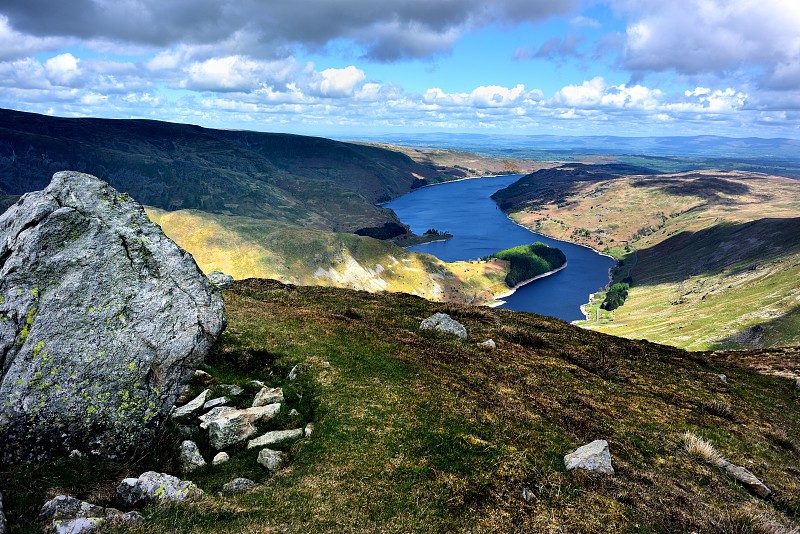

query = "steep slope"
492;165;800;349
3;281;798;532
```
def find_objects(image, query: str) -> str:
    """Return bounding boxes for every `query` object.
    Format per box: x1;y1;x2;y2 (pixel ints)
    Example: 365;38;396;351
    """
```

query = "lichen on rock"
0;171;226;464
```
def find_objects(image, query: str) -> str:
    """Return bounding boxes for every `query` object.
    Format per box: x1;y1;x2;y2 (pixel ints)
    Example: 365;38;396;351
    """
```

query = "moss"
19;306;37;342
32;340;45;358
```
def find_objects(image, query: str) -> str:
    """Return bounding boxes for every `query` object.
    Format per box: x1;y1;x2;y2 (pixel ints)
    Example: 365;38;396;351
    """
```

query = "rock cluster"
420;313;467;339
40;495;142;534
0;171;226;464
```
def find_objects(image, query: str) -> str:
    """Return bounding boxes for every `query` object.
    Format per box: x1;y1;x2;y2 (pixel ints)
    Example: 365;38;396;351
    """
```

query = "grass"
3;279;798;532
491;242;566;287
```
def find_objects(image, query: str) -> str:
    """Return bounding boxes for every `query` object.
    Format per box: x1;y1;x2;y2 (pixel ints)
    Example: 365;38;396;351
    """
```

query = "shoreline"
487;262;568;308
377;173;519;206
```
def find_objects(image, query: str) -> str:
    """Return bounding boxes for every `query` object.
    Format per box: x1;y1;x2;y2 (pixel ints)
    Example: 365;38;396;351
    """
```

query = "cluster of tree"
601;282;630;311
423;228;450;236
354;222;408;240
492;242;567;287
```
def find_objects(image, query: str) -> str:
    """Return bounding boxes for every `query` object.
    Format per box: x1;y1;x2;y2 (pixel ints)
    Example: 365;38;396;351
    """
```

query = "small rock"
172;389;211;419
198;406;235;430
221;478;259;496
179;440;206;473
288;365;299;381
203;396;229;410
718;459;772;498
478;339;496;349
288;408;300;417
304;423;314;437
40;496;106;521
207;404;281;449
564;440;614;475
253;387;284;407
117;471;204;507
207;270;234;289
247;428;304;449
420;313;467;339
69;450;83;459
212;452;230;465
250;380;266;388
193;369;214;384
52;517;106;534
257;448;287;472
217;384;244;396
521;487;534;503
718;374;727;385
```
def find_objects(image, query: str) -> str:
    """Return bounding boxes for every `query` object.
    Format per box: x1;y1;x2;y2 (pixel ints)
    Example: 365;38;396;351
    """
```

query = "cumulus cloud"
308;66;366;98
1;0;578;61
0;15;69;61
180;56;299;92
614;0;800;89
44;53;80;85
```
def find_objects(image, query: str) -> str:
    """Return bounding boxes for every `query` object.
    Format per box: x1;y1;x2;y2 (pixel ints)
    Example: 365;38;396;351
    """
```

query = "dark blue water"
385;175;616;321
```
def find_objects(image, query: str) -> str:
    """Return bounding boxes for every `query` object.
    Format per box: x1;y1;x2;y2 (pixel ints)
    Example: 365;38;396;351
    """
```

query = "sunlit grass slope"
495;167;800;349
3;280;798;532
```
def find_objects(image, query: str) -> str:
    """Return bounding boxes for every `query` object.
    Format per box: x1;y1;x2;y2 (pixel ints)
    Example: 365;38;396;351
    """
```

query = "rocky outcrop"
420;313;467;339
0;171;226;464
117;471;204;506
564;440;615;475
39;495;142;534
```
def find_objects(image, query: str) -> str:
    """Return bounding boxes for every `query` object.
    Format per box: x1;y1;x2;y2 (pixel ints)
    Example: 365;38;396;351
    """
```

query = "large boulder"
0;171;226;464
420;313;467;339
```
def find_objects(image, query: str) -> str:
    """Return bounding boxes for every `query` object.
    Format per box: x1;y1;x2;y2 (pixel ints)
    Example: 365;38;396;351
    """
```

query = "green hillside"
3;281;798;532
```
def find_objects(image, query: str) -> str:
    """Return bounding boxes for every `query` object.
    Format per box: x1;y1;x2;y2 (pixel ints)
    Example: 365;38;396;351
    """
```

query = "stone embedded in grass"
179;440;206;473
116;471;204;507
203;396;229;410
288;408;300;417
207;271;234;289
420;313;467;339
40;495;106;521
172;389;211;419
212;452;230;465
288;365;299;381
478;339;496;349
221;478;259;496
304;423;314;437
257;448;287;472
193;369;215;385
717;460;772;498
718;374;727;385
247;428;304;449
199;406;235;430
252;386;284;407
564;440;615;475
207;404;281;449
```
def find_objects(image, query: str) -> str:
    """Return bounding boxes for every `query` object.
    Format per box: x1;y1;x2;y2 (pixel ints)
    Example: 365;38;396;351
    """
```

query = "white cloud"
0;15;69;61
44;53;80;85
309;66;366;98
180;56;298;92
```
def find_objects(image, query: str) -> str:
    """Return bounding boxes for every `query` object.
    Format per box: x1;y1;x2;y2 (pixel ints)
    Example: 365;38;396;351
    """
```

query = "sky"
0;0;799;138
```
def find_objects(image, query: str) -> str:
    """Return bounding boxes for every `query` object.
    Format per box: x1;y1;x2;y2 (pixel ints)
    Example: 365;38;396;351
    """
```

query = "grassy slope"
3;280;798;532
495;167;800;350
147;208;513;306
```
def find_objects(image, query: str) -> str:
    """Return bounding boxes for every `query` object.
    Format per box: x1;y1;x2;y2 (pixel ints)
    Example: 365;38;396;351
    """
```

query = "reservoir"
385;175;616;322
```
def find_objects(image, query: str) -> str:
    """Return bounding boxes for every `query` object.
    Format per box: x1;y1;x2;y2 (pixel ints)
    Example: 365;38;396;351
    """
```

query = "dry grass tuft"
682;431;725;467
702;399;735;420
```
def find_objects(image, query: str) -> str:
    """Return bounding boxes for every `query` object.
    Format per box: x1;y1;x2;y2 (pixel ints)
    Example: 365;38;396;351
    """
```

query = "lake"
385;175;616;322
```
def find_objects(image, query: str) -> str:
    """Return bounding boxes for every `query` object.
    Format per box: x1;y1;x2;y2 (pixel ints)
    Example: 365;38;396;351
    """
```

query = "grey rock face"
420;313;467;339
179;440;206;473
252;386;284;407
221;478;259;495
0;172;226;464
117;471;203;507
207;404;281;449
257;448;287;472
564;440;615;475
207;271;234;289
247;428;304;449
203;396;229;410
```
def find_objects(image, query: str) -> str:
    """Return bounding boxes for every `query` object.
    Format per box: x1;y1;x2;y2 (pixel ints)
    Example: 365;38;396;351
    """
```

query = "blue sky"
1;0;798;138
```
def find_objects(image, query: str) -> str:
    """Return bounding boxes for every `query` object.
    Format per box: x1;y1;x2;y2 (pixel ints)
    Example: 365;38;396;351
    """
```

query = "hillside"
3;280;798;532
492;165;800;350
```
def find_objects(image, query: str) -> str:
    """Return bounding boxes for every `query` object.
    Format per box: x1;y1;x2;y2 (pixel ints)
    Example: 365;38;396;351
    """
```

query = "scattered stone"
172;390;211;419
203;396;229;410
288;365;299;381
217;384;244;396
207;270;234;289
420;313;467;339
212;452;230;465
117;471;204;507
521;487;534;503
564;440;615;475
179;440;206;473
253;386;284;407
207;404;281;449
193;369;214;384
198;406;235;430
257;448;287;472
250;380;266;388
68;450;83;459
0;172;226;464
304;423;315;437
221;478;259;496
478;339;496;349
288;408;300;417
40;496;141;534
247;428;304;449
717;459;772;498
718;374;728;385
